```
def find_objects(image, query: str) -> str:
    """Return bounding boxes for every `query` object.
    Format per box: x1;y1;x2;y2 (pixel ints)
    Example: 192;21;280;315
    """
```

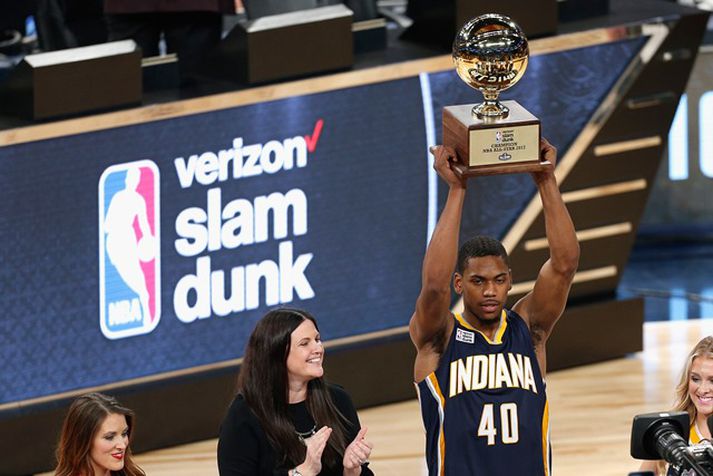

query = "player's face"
688;356;713;418
455;255;511;322
286;319;324;385
89;413;129;474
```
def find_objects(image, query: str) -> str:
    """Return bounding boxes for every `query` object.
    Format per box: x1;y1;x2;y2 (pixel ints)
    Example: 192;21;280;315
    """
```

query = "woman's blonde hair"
650;336;713;475
672;335;713;422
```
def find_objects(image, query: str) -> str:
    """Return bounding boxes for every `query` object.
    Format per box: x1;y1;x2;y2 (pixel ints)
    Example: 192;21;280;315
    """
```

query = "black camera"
630;411;713;476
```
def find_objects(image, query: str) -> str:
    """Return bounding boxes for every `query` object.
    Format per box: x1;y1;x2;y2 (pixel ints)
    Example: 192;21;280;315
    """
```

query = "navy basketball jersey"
416;309;550;475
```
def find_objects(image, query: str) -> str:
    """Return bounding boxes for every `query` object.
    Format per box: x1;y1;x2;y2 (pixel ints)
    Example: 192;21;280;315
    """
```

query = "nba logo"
99;160;161;339
495;131;503;143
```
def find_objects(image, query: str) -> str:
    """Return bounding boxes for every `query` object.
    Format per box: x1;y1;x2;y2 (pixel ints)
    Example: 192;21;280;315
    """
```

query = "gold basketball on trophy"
443;13;549;177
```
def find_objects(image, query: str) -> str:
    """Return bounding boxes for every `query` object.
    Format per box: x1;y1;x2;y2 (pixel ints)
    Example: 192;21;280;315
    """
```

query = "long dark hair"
55;393;146;476
238;308;349;469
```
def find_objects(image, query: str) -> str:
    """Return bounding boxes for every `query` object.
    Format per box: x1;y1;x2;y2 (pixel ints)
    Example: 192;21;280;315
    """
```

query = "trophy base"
443;100;542;176
452;160;551;178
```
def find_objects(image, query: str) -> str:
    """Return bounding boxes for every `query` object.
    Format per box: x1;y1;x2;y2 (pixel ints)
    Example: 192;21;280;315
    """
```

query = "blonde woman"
639;336;713;475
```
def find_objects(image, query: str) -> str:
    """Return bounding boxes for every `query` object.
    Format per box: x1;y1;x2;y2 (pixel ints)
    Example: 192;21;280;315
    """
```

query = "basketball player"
411;139;579;475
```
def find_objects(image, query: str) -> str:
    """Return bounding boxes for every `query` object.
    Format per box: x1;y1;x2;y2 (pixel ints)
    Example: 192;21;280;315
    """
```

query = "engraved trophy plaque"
443;13;549;177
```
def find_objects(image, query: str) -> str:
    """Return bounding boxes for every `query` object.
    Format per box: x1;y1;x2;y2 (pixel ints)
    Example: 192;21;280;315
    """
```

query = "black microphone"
651;421;712;474
652;421;690;467
708;414;713;439
631;412;713;475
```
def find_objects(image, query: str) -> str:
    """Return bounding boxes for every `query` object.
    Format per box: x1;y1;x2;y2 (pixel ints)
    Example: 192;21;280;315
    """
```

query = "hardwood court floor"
39;319;712;476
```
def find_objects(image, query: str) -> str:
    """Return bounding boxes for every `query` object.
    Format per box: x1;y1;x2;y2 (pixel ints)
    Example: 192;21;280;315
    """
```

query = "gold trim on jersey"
454;310;508;344
542;399;551;476
423;373;447;476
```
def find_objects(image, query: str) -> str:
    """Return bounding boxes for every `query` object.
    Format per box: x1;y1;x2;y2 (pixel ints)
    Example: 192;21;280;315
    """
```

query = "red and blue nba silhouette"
99;161;161;339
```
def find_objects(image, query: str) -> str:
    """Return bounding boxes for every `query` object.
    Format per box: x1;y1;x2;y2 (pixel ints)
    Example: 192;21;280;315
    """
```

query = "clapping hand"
296;426;332;476
342;427;373;475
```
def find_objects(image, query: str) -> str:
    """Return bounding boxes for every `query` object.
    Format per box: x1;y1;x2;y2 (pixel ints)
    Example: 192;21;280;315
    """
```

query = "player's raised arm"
513;138;580;366
409;146;465;362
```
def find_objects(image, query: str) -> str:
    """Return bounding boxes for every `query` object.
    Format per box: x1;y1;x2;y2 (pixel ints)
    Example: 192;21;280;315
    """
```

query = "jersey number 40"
478;403;519;445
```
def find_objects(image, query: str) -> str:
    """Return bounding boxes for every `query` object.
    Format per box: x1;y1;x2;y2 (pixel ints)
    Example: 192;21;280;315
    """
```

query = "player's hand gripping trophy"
443;13;550;177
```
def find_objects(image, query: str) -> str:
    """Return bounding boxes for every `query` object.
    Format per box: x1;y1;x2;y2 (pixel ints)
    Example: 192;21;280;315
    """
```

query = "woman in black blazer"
218;308;374;476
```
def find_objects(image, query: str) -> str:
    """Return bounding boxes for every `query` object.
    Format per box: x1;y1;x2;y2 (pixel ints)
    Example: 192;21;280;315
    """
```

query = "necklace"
295;424;317;443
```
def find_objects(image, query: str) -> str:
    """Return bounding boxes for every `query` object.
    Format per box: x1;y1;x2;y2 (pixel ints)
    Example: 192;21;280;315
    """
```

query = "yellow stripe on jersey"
426;373;447;476
542;399;551;476
454;311;508;344
493;310;508;343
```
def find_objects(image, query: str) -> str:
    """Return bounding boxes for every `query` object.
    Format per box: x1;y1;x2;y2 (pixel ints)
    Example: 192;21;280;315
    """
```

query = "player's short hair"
457;235;510;273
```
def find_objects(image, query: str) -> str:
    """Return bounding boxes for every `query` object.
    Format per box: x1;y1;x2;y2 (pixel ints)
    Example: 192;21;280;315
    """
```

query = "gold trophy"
443;13;549;177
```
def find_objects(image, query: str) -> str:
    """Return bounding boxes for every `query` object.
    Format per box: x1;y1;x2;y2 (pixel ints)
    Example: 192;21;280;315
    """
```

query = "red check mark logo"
305;119;324;153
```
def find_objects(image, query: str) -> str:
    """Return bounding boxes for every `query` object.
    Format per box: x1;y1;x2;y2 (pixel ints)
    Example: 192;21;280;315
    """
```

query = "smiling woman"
217;308;374;476
638;336;713;475
54;393;145;476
